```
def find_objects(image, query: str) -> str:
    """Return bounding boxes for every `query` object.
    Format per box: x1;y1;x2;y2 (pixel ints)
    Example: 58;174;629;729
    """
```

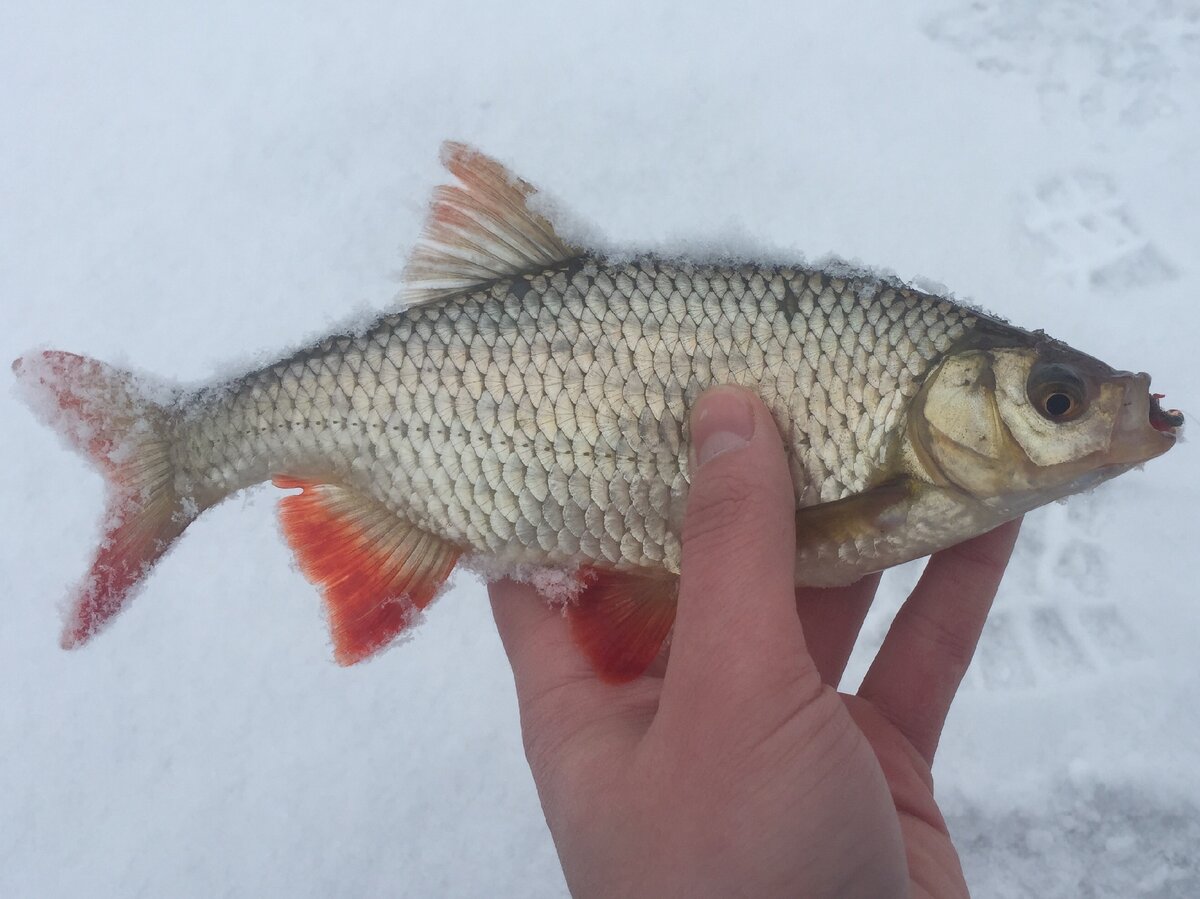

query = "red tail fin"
13;351;194;648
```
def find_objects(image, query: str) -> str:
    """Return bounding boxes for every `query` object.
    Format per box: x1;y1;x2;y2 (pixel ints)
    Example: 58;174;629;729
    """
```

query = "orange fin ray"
567;568;679;683
274;477;460;665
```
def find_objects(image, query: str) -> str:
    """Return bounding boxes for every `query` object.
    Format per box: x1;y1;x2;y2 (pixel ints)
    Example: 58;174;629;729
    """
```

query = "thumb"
661;386;820;711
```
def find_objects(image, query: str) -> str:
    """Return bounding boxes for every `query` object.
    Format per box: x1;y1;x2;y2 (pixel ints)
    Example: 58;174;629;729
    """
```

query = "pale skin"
490;386;1022;898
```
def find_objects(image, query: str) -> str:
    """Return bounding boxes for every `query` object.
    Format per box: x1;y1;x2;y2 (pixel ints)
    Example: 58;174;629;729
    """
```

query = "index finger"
489;578;591;704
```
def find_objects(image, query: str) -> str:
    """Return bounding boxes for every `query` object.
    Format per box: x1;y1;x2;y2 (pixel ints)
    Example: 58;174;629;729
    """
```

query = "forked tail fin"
13;351;197;648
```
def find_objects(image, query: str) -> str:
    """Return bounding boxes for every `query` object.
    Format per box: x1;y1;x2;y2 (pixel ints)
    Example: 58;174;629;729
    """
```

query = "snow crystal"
458;554;585;606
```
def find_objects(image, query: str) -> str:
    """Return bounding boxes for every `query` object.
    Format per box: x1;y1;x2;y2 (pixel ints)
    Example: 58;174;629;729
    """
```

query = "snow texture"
3;1;1198;897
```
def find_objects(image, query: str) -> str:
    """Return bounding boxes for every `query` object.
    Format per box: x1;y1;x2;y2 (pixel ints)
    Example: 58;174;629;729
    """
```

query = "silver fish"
14;142;1182;680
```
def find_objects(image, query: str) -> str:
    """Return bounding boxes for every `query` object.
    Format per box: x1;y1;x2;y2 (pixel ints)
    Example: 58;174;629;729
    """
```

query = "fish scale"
174;257;972;574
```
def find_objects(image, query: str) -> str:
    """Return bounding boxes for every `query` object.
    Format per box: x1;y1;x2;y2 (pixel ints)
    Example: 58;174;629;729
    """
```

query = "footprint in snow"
966;496;1149;692
846;492;1149;693
1017;170;1176;293
949;780;1200;898
923;0;1200;128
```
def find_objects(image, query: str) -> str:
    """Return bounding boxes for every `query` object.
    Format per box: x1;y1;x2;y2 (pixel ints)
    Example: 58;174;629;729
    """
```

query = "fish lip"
1110;372;1177;465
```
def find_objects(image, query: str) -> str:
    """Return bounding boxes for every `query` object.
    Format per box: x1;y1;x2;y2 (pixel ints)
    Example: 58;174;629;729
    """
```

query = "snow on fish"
12;142;1185;681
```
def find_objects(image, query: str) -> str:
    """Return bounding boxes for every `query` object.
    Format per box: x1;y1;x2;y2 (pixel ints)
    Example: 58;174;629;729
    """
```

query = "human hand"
490;386;1021;898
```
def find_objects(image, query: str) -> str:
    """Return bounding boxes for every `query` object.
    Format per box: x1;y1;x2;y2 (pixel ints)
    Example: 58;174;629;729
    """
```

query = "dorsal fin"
401;142;580;305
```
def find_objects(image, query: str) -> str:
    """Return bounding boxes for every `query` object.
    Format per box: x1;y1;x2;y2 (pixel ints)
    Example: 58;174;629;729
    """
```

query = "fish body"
14;143;1182;680
179;257;974;579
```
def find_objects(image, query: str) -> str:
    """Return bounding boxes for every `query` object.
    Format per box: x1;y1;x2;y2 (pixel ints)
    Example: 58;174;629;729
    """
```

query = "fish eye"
1044;392;1073;417
1028;363;1088;423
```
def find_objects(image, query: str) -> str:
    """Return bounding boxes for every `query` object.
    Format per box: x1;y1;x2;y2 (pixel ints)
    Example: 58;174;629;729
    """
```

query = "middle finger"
794;572;881;687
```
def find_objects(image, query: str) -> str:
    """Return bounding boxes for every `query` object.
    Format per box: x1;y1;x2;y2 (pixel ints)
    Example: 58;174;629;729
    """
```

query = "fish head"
906;338;1182;515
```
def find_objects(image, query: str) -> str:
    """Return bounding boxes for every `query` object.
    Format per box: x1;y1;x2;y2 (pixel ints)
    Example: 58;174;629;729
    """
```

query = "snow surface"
3;1;1198;896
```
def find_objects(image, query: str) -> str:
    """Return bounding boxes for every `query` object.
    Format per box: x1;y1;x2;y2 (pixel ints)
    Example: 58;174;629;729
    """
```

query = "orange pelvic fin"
567;568;679;683
274;477;460;665
12;351;193;648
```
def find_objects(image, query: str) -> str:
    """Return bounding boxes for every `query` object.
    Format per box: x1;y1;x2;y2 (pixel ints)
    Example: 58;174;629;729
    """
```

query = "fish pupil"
1045;392;1073;417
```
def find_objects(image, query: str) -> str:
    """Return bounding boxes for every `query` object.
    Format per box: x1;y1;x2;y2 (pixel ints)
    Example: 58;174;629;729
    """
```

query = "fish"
13;141;1184;682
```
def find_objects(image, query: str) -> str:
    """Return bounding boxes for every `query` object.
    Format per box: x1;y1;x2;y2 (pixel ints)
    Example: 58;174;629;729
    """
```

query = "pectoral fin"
793;479;916;546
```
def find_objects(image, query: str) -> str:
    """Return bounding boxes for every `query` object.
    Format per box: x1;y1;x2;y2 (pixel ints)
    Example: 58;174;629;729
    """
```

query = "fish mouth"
1150;392;1185;433
1110;373;1180;466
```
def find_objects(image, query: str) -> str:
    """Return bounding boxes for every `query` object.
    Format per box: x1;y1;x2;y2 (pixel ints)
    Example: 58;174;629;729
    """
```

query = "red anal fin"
567;568;679;684
273;477;460;665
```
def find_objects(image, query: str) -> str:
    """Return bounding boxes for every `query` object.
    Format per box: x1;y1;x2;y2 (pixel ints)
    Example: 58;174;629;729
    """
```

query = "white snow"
459;554;585;606
3;1;1198;897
